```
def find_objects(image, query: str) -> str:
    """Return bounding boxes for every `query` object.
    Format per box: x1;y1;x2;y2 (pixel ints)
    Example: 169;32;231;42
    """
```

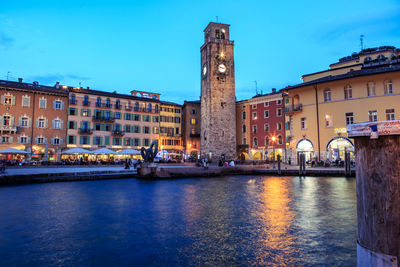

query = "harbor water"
0;176;356;266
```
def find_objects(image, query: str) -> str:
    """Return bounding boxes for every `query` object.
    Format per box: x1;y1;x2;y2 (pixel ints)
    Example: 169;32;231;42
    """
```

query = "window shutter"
35;137;38;144
79;136;83;145
36;118;39;128
50;138;54;145
11;96;16;105
28;118;32;127
45;138;48;144
27;137;31;144
61;120;64;129
52;120;55;129
45;119;49;128
81;109;84;116
74;121;77;129
53;100;56;110
17;137;21;143
105;136;109;145
19;117;22;126
88;109;91;116
100;137;103;145
61;101;64;110
60;138;63;145
92;136;96;144
80;121;83;129
9;137;13;143
0;95;5;104
88;122;90;129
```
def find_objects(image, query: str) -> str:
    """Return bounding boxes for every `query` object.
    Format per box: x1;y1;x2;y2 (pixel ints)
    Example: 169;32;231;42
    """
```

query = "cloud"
0;31;14;48
28;73;91;86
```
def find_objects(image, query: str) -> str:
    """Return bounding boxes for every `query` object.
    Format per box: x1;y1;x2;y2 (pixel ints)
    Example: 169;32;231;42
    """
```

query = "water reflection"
0;176;356;266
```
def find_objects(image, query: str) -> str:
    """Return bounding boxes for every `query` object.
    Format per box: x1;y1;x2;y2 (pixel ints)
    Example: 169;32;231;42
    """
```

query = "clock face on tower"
218;64;226;73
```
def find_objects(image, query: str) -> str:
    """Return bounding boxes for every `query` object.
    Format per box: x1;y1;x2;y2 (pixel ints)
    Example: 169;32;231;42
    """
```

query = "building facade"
200;22;237;161
0;79;68;161
159;101;183;155
182;100;201;159
67;88;160;151
282;46;400;163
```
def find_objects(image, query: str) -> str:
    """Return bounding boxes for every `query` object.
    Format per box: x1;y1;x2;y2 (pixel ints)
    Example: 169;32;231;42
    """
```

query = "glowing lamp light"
220;51;225;58
271;136;277;142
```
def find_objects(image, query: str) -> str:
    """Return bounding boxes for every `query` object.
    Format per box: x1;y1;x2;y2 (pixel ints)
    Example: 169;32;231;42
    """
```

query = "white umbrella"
0;148;29;154
63;148;92;154
118;148;140;155
92;148;117;155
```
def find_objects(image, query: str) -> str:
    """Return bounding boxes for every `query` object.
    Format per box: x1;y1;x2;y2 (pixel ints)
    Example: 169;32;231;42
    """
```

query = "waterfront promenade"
0;163;355;186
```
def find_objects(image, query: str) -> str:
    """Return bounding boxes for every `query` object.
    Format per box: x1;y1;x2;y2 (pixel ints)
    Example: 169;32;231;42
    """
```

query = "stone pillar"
348;121;400;266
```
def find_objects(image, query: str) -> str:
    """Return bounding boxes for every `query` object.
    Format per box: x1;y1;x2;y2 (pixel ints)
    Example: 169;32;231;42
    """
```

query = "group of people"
124;158;141;169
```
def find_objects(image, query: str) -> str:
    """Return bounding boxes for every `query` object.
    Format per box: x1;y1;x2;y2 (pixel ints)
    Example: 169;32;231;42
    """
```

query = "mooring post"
298;153;306;176
348;121;400;266
344;151;350;177
277;154;281;175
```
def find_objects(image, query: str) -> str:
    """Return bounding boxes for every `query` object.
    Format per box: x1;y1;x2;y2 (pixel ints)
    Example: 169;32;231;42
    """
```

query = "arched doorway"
326;137;354;162
253;151;262;160
239;152;249;161
296;139;314;163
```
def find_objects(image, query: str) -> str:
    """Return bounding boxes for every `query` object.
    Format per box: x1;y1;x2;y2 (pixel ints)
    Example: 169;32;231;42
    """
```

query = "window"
115;100;121;109
83;95;90;106
384;80;393;94
22;96;30;107
174;117;180;123
369;110;377;122
1;136;10;143
277;122;282;131
276;100;282;105
264;123;269;132
68;121;75;129
252;104;257;109
155;105;159;113
96;97;102;107
278;135;283;145
54;100;63;110
265;136;269;146
242;111;246;120
367;82;376;96
53;119;62;129
95;123;101;131
190;109;197;115
125;113;131;120
38;118;46;128
36;137;45;144
106;98;111;107
115;112;121;120
39;98;47;108
52;138;61;145
134;102;139;111
345;112;354;125
95;136;102;145
243;138;247;145
21;117;28;127
147;103;152;112
386;109;395;121
19;136;28;144
264;102;269;107
70;94;76;104
133;114;140;121
143;139;150;147
143;115;150;122
190;118;197;125
143;126;150;134
252;112;257;120
242;124;246;133
301;117;306;130
80;136;90;145
264;110;269;118
344;85;352;99
68;136;75;145
4;96;12;104
253;137;258;147
324;88;331;102
276;108;282;117
133;126;140;133
191;128;196;135
252;125;257;134
82;109;89;117
69;108;77;116
325;114;333;128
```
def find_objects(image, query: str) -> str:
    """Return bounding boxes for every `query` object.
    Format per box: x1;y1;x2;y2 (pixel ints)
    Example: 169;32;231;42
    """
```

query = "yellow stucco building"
159;101;183;159
282;46;400;163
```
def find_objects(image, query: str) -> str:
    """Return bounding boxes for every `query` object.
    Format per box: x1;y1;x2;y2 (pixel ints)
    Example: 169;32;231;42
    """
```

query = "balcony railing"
79;128;93;134
125;105;132;111
112;130;125;136
284;104;303;114
70;99;78;105
0;125;18;134
83;101;91;107
237;144;249;151
189;133;200;138
133;107;158;113
92;116;115;122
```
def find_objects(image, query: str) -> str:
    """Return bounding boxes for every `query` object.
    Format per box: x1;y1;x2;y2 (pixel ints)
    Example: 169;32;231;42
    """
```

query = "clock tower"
200;22;236;161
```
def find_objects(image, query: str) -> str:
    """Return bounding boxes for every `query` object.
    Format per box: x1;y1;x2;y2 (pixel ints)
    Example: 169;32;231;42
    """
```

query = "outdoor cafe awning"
0;148;30;154
62;148;92;154
92;148;117;155
118;149;141;155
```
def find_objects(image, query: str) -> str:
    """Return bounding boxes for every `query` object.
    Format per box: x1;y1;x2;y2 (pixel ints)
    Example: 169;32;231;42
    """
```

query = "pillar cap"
347;120;400;137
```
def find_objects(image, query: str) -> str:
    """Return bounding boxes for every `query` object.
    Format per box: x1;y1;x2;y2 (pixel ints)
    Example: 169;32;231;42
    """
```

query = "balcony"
0;126;18;134
237;144;249;151
70;99;78;105
92;116;115;122
125;105;132;111
83;101;91;107
112;130;125;136
284;104;303;114
79;128;93;134
115;104;122;110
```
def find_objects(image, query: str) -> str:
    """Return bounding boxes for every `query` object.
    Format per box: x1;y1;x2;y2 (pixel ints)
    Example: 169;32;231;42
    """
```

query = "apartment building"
0;79;68;161
159;101;182;155
182;100;201;159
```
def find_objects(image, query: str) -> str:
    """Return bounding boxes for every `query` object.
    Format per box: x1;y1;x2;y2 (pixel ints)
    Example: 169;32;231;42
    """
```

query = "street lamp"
271;136;276;169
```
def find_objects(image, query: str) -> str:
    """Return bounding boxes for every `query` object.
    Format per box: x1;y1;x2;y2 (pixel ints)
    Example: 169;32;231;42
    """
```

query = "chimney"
87;87;90;90
272;88;276;93
18;78;23;83
55;82;60;88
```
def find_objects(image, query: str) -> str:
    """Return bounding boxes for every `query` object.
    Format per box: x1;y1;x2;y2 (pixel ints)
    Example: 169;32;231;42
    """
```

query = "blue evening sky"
1;0;399;104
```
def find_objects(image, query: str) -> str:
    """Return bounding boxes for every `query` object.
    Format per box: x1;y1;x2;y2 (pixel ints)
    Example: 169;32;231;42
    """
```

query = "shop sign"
347;120;400;137
334;128;347;134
